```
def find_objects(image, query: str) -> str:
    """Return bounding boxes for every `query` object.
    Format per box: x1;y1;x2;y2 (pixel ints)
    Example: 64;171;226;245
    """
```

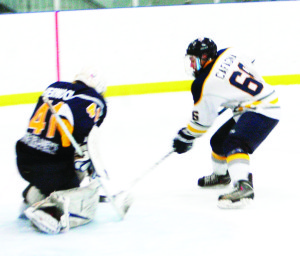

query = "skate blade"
217;198;253;209
114;192;133;216
198;183;231;190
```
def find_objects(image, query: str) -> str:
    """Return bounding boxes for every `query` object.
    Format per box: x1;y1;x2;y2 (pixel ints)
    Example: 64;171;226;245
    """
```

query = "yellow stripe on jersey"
227;153;250;163
244;97;279;109
187;124;207;135
269;97;278;104
244;101;262;108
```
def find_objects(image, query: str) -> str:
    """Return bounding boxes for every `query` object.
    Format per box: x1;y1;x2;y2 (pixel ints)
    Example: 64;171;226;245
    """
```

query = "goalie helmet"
74;66;107;94
185;37;217;76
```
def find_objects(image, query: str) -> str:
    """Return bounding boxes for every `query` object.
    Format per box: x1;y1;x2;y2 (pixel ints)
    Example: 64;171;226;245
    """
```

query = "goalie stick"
43;96;131;220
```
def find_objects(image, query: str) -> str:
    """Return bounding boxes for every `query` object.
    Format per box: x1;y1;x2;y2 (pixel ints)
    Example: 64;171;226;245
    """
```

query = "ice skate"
218;179;254;209
198;171;231;187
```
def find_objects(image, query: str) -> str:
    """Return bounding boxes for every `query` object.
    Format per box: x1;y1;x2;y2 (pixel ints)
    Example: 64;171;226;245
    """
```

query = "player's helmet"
74;66;107;94
186;37;217;60
185;37;217;77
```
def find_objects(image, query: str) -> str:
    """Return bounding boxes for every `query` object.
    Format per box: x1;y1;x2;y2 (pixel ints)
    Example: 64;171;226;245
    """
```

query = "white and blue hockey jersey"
186;47;280;137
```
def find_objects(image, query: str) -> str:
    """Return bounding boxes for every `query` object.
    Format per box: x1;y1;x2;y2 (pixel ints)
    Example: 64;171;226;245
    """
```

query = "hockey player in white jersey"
172;37;280;208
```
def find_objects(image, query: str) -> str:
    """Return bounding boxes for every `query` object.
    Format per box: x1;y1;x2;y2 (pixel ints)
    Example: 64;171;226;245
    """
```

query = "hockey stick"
43;96;130;220
218;107;227;116
42;97;83;156
114;149;174;196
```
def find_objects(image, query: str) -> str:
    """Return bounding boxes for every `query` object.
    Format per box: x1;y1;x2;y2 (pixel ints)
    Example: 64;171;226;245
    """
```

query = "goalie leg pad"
24;180;100;234
52;180;100;228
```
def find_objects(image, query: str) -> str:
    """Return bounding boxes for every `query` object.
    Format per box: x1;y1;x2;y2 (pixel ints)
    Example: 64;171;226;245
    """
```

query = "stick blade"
114;191;134;216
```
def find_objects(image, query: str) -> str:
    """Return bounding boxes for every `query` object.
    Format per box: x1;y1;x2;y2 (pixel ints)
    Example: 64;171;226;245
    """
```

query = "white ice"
0;85;299;256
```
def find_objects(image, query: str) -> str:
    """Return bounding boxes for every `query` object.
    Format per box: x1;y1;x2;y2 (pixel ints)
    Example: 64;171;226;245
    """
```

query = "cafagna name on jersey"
215;54;237;79
43;88;75;100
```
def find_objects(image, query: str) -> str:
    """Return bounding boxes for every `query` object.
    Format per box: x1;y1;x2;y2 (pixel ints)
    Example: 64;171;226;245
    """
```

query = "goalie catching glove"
173;127;198;154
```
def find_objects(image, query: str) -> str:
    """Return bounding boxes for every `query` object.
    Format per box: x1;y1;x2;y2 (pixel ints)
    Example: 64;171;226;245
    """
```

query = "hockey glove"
173;127;196;154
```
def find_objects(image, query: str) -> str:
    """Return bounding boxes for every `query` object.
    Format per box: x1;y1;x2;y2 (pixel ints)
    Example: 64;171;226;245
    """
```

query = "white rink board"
0;12;57;95
58;1;300;85
0;1;299;95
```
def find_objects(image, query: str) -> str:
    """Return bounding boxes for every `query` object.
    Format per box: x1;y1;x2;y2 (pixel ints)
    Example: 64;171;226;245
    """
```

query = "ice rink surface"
0;85;299;256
